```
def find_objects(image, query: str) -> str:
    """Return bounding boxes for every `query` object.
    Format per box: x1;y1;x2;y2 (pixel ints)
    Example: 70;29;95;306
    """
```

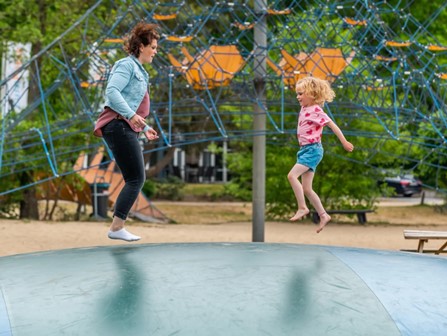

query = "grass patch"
154;203;447;226
155;202;252;224
183;183;225;196
181;183;236;201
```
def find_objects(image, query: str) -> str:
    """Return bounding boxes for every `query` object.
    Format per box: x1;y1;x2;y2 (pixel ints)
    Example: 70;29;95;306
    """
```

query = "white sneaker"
107;228;141;242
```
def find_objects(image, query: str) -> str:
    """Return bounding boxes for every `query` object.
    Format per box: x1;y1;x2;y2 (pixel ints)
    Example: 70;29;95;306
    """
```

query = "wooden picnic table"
403;230;447;255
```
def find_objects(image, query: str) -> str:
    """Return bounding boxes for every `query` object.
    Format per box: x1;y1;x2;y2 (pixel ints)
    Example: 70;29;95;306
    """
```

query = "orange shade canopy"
169;45;246;89
343;17;367;26
268;47;355;87
385;41;412;47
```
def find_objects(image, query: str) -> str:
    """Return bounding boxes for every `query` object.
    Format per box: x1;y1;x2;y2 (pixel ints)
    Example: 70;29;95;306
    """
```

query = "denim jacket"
104;56;149;120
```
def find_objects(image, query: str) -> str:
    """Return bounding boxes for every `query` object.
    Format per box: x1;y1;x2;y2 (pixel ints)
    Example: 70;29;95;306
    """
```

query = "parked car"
379;175;423;197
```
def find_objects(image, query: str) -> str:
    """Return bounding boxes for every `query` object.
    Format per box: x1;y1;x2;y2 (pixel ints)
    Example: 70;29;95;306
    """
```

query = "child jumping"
288;77;354;233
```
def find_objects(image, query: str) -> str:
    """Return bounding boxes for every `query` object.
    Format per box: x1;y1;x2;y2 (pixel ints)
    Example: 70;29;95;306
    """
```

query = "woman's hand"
144;127;159;141
130;114;147;129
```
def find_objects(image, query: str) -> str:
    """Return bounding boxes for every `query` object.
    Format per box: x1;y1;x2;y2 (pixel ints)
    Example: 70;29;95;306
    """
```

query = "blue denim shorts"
296;143;324;172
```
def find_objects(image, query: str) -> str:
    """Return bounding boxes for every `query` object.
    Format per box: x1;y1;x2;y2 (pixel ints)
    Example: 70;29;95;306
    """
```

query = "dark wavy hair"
123;22;160;57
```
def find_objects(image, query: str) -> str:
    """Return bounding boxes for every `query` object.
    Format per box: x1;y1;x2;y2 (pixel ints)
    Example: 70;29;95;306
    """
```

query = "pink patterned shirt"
297;104;331;146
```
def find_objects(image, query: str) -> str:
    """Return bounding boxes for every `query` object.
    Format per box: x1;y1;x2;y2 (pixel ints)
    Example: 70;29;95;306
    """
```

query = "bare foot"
289;209;310;221
316;213;331;233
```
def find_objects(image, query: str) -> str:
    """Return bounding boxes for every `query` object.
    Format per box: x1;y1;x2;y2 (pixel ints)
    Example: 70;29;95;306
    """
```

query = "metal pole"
93;182;98;218
222;140;228;183
252;0;267;242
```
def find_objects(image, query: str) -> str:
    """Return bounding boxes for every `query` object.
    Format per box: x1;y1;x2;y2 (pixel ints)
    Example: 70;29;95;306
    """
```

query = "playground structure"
73;149;168;222
1;0;447;201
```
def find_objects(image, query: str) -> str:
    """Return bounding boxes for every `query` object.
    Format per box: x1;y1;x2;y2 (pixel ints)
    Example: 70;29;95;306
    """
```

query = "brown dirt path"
1;218;446;257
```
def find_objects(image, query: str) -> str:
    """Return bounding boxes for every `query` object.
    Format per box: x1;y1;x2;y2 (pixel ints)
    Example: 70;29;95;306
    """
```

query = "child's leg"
287;164;310;221
301;172;331;233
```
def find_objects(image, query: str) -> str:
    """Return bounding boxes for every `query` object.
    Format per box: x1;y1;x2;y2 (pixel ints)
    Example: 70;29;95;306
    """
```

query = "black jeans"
102;119;145;220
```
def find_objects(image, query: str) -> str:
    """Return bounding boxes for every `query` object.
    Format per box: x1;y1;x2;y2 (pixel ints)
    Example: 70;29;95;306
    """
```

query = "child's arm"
326;121;354;152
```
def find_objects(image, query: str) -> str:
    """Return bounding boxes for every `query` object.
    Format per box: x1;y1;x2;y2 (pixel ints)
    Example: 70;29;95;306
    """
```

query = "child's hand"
343;141;354;152
144;127;159;141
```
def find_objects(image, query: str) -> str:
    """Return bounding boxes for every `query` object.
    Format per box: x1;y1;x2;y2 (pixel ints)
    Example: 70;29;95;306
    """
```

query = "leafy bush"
223;146;253;202
142;179;157;198
154;176;185;200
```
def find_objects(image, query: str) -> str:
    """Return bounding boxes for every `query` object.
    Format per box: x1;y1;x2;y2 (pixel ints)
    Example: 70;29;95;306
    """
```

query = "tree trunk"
147;146;177;178
48;198;58;220
75;202;83;221
17;4;45;221
19;187;40;219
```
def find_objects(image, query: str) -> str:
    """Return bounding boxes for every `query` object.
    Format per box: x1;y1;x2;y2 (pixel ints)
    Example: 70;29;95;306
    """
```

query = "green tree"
0;0;99;218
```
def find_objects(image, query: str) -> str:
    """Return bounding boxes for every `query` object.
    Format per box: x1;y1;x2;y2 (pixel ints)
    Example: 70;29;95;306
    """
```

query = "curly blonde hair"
295;77;335;106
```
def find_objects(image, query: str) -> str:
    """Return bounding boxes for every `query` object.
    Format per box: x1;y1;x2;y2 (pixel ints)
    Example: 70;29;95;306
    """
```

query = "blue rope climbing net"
1;0;446;196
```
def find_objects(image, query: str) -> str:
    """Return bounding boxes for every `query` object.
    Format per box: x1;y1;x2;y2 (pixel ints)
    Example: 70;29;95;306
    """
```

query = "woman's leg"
288;164;311;221
111;136;145;223
102;120;145;240
301;172;331;233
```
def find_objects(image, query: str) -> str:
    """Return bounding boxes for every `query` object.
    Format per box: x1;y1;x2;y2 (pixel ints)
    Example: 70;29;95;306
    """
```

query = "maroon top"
93;92;150;137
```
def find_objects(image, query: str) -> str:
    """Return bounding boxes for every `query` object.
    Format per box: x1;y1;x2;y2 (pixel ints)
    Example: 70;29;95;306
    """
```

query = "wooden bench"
402;230;447;255
310;209;374;225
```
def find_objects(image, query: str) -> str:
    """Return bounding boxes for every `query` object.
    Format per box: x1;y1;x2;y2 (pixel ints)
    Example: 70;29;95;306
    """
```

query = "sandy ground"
1;217;447;257
1;195;446;257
